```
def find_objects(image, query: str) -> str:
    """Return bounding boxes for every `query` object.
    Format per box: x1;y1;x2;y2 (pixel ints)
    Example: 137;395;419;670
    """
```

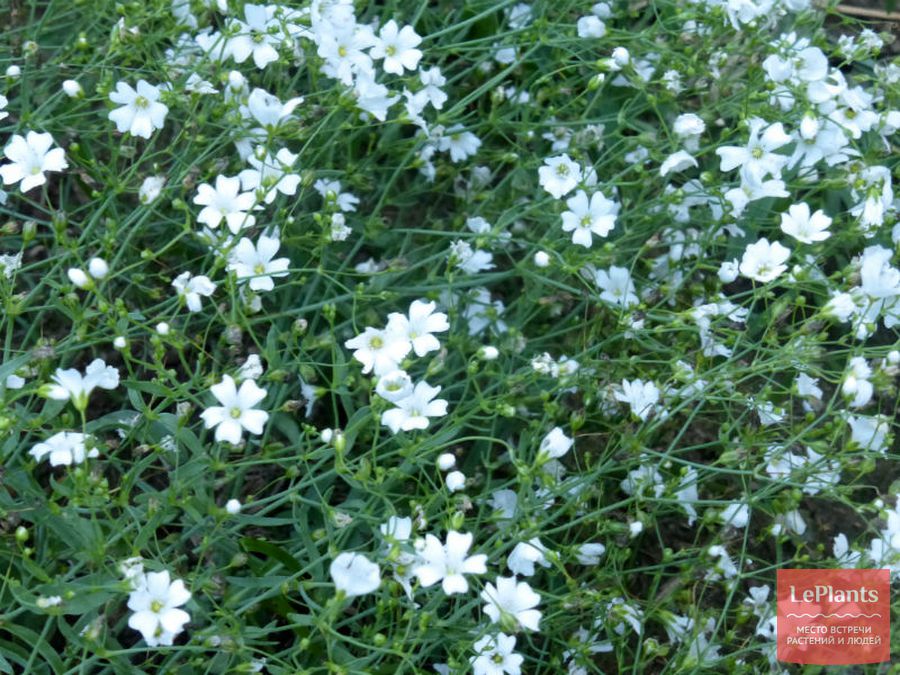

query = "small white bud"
533;251;550;268
113;336;127;349
225;499;242;515
445;470;466;492
62;80;83;98
67;268;90;289
88;257;109;279
437;453;456;471
480;346;499;361
155;322;170;335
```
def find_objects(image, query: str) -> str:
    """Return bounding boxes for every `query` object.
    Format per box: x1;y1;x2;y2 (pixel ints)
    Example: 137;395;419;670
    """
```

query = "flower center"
369;336;384;349
556;164;569;177
580;215;592;227
254;263;266;274
135;95;150;109
230;407;243;419
751;146;764;159
150;600;164;613
386;45;396;56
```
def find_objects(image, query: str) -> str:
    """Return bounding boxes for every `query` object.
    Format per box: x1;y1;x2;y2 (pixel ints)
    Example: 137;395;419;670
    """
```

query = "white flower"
659;150;698;176
575;542;606;565
0;132;68;193
375;369;414;402
507;538;551;576
436;125;482;162
538;154;583;199
450;240;495;274
330;552;381;598
44;358;120;411
0;251;22;279
139;176;165;204
224;4;283;69
127;571;191;647
561;189;618;247
481;576;542;632
371;20;423;75
239;148;300;204
847;415;890;452
412;531;487;594
172;271;216;312
538;427;573;459
577;15;606;38
0;94;7;121
715;117;790;183
29;431;96;466
386;300;449;357
200;374;268;444
108;80;169;139
718;258;739;283
354;70;400;121
739;238;790;283
194;175;257;233
245;88;303;128
594;266;638;307
471;633;524;675
780;202;832;244
419;67;448;109
314;179;360;212
614;379;660;421
381;381;448;434
345;327;411;376
719;502;750;528
225;499;242;514
227;235;290;292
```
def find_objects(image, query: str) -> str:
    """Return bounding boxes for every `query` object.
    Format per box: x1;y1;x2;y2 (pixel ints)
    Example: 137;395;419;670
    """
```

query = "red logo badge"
777;568;890;664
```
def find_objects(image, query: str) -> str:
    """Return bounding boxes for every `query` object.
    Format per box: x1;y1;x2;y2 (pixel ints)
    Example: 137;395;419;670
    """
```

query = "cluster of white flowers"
345;299;449;434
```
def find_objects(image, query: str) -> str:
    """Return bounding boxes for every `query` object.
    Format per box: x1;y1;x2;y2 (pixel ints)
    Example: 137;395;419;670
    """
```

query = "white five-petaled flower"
471;633;524;675
108;80;169;139
1;132;68;193
561;189;619;248
193;175;258;233
380;380;448;434
370;20;423;75
539;427;573;459
344;326;412;376
779;202;832;244
227;235;290;292
200;374;268;444
224;4;282;69
614;379;660;421
412;530;488;595
127;570;191;647
171;271;216;312
330;552;382;598
594;265;639;308
507;538;552;577
739;238;791;283
715;117;791;183
386;300;449;357
239;148;301;203
538;154;583;199
44;358;120;411
29;431;96;466
481;576;542;632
